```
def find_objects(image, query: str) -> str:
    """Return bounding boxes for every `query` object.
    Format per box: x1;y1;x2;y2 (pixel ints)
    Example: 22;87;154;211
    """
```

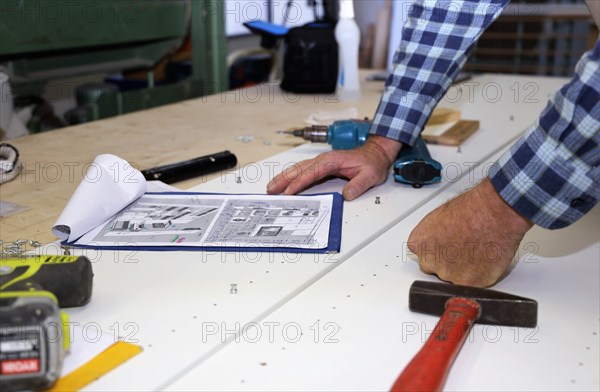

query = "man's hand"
267;136;402;201
408;178;534;287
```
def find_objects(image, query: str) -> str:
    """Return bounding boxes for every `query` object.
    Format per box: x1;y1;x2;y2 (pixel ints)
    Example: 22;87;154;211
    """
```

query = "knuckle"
407;240;418;254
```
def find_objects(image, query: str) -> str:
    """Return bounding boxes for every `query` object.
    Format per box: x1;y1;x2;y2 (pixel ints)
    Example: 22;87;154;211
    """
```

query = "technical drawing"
90;194;333;248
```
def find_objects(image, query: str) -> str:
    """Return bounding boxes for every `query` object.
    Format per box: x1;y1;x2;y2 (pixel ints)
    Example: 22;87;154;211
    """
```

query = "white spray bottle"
335;0;361;101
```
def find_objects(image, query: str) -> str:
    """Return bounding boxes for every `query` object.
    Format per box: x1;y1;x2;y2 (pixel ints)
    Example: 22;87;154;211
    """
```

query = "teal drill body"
281;119;442;187
327;119;371;150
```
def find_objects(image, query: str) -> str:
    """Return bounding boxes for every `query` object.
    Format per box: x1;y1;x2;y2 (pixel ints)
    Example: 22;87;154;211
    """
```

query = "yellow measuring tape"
49;342;143;391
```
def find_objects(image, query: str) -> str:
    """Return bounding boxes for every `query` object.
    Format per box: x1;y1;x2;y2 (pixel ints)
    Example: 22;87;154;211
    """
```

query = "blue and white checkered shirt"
370;0;600;229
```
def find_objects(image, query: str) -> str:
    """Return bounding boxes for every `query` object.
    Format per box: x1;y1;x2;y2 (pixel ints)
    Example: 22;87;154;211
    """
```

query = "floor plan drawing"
204;198;328;246
80;193;335;249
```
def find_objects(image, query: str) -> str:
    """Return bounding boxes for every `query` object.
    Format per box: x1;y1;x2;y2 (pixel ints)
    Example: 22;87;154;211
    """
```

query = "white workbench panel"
55;75;574;390
167;149;600;391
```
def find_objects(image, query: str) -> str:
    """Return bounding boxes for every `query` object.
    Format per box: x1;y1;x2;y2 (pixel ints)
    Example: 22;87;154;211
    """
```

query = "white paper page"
146;180;180;193
52;155;146;242
75;194;334;249
305;107;358;126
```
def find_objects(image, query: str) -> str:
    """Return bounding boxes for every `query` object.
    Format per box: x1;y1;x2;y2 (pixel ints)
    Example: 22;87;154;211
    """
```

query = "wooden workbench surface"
0;75;384;244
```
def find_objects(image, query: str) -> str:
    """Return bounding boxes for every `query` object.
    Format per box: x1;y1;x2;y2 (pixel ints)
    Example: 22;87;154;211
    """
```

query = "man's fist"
408;178;534;287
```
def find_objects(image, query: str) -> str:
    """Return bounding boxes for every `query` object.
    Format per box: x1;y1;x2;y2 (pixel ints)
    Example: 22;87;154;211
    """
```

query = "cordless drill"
0;255;93;391
278;119;442;188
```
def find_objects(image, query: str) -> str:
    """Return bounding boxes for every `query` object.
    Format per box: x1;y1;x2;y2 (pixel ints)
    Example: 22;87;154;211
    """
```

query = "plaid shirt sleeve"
489;40;600;230
370;0;509;146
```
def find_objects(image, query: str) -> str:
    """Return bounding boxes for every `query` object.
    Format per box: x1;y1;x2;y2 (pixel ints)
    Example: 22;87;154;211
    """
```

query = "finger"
283;155;342;195
406;239;419;257
407;226;436;274
418;258;435;274
267;160;311;194
416;245;439;275
406;223;423;254
266;173;287;194
341;169;386;201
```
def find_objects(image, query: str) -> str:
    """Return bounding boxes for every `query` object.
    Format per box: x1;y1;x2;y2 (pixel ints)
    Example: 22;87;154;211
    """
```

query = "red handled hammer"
390;280;538;391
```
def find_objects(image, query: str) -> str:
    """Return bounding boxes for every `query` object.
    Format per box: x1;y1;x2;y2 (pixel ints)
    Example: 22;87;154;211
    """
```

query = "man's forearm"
369;0;509;146
489;40;600;229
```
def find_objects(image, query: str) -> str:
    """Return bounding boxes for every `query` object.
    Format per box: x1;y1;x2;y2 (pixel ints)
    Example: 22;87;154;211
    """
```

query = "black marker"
142;151;237;184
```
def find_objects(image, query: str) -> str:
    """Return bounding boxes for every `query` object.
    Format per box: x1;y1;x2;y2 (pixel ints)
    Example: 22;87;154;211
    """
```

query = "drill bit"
276;129;301;136
276;126;328;142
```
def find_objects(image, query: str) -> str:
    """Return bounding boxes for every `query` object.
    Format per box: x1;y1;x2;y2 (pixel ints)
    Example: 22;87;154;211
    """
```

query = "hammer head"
409;280;538;328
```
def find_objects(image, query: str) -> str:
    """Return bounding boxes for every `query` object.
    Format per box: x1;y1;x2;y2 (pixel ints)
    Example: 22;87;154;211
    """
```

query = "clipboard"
61;192;344;254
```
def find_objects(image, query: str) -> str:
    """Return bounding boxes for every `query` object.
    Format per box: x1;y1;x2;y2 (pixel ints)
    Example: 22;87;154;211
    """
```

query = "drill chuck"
280;120;369;149
292;126;329;142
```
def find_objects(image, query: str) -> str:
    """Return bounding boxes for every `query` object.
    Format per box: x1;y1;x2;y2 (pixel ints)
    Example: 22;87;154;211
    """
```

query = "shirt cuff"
369;88;438;146
489;125;599;230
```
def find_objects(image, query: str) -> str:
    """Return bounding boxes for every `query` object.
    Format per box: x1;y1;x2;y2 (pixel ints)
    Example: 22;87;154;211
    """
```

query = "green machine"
0;0;227;126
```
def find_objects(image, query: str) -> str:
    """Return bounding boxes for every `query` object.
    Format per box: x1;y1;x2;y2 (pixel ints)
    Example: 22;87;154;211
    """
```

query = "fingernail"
266;181;274;192
345;189;356;201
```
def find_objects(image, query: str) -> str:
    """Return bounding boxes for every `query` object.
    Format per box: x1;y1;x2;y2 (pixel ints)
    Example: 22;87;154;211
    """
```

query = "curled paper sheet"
52;154;147;242
305;107;359;126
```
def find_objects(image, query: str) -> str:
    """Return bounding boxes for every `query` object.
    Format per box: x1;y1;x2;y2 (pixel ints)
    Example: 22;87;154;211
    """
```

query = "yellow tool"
0;255;93;391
